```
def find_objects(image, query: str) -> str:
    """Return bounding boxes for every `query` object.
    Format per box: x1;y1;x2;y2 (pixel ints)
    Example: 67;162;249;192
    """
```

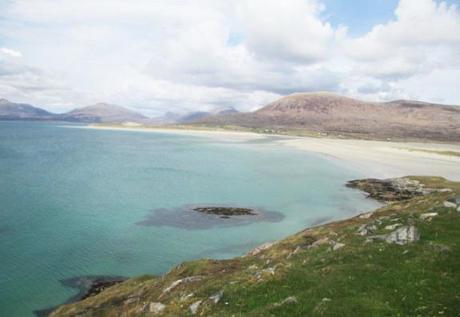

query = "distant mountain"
151;106;238;124
58;103;148;123
194;92;460;141
0;98;55;120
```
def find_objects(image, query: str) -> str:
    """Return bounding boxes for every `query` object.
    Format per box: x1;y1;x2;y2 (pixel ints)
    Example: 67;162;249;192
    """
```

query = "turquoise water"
0;121;379;316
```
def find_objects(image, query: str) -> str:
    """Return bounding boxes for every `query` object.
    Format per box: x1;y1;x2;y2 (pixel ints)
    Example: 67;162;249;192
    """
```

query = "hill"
58;103;148;123
48;176;460;316
194;92;460;141
0;99;55;120
151;107;238;124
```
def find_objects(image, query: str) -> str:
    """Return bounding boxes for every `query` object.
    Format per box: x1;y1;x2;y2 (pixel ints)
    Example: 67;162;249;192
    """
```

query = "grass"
50;176;460;317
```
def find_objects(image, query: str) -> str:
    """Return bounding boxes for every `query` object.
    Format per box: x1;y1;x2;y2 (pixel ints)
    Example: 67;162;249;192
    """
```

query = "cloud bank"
0;0;459;115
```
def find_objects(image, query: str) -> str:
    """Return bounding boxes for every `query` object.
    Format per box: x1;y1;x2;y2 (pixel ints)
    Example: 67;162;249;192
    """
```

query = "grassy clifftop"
50;176;460;317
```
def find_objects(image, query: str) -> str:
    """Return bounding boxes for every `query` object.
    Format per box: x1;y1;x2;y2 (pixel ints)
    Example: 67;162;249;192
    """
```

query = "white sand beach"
278;137;460;181
85;125;460;181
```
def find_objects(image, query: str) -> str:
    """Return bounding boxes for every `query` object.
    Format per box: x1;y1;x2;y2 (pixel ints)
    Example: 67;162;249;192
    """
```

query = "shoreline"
82;124;460;181
50;176;460;316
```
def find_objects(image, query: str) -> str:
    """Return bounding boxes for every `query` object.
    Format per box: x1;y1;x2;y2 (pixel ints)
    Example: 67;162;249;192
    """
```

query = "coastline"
50;176;460;316
83;124;460;181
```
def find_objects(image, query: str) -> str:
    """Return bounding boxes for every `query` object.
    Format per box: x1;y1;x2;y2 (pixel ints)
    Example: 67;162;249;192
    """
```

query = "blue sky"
324;0;460;35
0;0;459;114
323;0;400;35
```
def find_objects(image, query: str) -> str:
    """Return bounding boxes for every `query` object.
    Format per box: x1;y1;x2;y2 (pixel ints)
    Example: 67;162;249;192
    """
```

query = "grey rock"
420;212;438;220
385;226;420;245
443;201;457;209
359;212;373;219
247;241;275;256
189;300;202;315
274;296;298;307
149;302;166;315
161;276;203;296
209;290;224;304
384;223;402;230
332;242;345;251
179;293;194;302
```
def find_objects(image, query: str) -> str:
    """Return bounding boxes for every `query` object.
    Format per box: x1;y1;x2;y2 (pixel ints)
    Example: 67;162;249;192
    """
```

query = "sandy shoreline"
278;137;460;181
82;125;460;181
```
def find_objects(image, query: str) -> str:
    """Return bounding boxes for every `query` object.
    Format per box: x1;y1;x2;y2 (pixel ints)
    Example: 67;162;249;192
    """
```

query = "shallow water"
0;121;380;316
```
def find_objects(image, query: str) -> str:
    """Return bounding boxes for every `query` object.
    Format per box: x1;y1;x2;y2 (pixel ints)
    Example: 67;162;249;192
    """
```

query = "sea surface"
0;121;380;316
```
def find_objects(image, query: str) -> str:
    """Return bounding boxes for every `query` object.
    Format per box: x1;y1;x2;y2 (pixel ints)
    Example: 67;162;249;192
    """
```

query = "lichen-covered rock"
384;223;402;230
385;226;420;245
443;201;457;209
274;296;298;307
347;178;428;202
189;300;202;315
161;276;203;297
209;290;223;304
247;241;275;256
332;242;345;251
420;212;438;220
149;302;165;315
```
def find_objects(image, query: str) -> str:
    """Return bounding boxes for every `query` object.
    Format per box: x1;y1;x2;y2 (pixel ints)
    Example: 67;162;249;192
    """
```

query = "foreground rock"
383;226;420;245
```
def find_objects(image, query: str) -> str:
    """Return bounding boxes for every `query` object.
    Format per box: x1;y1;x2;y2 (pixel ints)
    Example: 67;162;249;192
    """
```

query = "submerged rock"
34;275;127;317
60;275;127;301
137;204;283;230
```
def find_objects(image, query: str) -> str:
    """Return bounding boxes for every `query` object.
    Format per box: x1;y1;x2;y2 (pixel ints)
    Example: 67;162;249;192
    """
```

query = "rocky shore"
49;176;460;317
35;276;127;317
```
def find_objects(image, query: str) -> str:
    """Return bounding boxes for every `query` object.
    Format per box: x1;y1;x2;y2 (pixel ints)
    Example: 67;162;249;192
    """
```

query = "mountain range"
193;92;460;141
0;98;238;124
150;106;238;124
1;93;459;141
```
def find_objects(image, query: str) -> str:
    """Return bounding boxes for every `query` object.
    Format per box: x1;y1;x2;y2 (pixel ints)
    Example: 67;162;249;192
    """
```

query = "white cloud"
0;0;459;114
0;47;22;58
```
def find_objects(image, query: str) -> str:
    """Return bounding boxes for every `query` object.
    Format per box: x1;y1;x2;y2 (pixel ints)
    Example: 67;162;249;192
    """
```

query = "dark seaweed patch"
136;204;284;230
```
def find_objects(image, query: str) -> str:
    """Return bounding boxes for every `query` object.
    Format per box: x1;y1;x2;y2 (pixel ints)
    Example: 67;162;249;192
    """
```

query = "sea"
0;121;380;316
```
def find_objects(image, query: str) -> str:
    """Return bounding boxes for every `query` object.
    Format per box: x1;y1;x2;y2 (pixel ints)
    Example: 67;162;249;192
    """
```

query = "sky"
0;0;459;116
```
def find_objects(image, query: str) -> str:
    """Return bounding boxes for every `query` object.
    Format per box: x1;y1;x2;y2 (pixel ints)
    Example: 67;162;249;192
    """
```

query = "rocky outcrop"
346;178;429;202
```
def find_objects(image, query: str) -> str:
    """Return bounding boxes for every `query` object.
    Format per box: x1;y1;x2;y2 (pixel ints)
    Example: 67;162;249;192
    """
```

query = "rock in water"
385;226;420;245
193;206;256;217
